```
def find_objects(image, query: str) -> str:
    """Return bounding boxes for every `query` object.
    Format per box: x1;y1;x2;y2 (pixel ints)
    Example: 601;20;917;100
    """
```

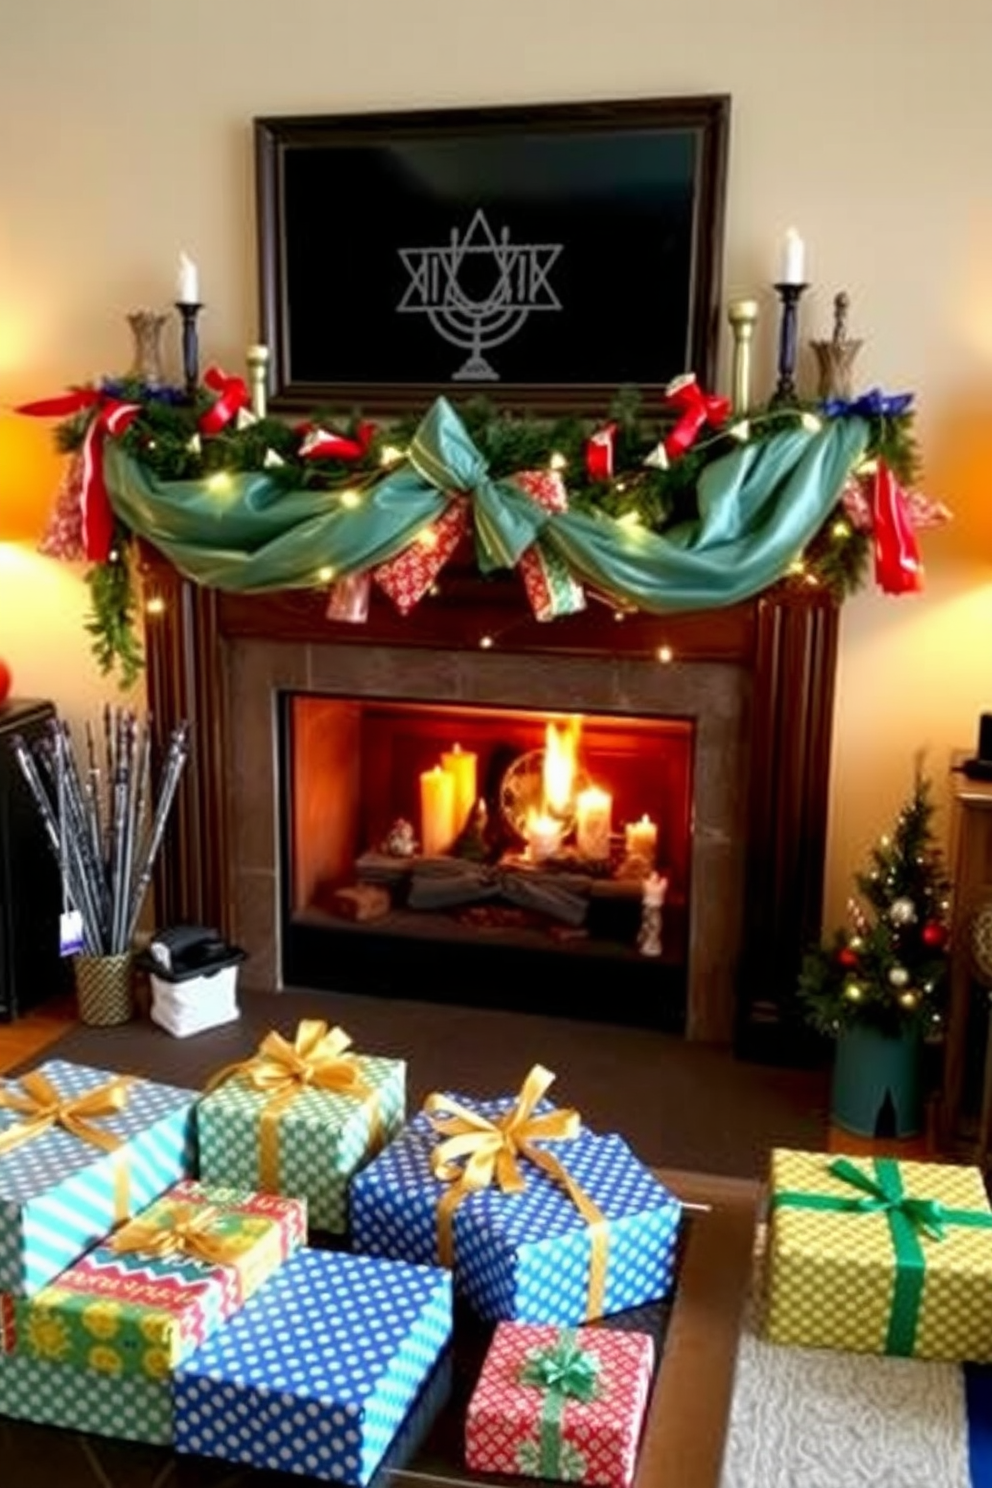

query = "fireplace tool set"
11;708;190;958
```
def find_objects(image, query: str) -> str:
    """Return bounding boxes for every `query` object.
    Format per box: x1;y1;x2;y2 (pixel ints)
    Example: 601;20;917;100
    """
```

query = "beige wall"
2;0;992;926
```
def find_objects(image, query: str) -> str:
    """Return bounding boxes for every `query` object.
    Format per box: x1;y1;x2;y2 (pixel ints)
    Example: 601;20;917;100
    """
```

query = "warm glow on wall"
0;411;63;542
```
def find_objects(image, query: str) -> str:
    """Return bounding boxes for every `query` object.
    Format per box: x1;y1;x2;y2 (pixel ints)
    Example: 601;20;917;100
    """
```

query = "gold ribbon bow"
423;1064;609;1319
206;1021;383;1190
109;1201;246;1269
0;1069;133;1221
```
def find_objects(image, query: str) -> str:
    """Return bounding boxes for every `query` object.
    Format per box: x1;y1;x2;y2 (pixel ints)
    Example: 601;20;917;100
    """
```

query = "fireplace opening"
278;692;694;1029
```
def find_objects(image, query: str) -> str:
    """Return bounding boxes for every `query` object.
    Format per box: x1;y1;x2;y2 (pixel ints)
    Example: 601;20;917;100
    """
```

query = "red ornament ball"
0;659;11;706
837;946;860;968
921;921;947;949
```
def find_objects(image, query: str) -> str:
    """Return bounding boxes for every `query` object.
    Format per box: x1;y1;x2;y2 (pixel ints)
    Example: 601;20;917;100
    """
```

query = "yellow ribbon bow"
206;1021;382;1189
109;1201;246;1269
0;1069;133;1222
423;1064;609;1319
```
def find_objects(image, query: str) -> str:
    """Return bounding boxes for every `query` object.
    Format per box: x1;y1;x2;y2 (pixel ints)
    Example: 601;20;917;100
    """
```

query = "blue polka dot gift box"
197;1021;405;1234
174;1248;453;1484
0;1346;173;1445
349;1064;682;1325
0;1060;198;1297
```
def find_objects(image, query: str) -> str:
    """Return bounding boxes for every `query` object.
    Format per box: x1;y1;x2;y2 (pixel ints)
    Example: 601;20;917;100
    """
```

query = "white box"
150;964;240;1038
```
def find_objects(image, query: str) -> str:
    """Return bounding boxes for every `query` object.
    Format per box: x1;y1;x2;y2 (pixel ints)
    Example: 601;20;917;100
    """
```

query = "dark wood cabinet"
0;699;71;1020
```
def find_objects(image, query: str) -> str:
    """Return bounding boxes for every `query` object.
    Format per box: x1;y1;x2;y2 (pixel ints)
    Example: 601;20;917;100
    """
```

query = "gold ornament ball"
899;990;919;1009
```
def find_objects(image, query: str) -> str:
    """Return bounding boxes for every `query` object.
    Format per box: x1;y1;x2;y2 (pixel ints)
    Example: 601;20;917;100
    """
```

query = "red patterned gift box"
465;1322;655;1488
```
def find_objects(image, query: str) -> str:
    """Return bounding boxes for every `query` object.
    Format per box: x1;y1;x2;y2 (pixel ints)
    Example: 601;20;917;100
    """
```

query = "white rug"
719;1242;971;1488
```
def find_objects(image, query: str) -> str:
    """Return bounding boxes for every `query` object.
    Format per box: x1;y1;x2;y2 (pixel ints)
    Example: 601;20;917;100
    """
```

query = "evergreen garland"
798;769;951;1037
53;378;915;685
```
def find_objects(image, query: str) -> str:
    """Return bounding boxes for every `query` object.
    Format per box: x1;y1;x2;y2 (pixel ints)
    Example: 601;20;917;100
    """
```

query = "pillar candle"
440;743;478;835
177;251;200;305
779;228;806;285
576;786;612;861
525;810;563;864
420;765;456;857
624;814;658;866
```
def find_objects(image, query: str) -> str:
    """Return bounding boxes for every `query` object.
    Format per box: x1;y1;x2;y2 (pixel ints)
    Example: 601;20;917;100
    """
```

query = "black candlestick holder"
771;282;808;405
175;301;203;400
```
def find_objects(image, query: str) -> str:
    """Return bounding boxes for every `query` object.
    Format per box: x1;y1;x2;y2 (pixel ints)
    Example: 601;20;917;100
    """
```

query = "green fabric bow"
773;1156;992;1355
518;1330;600;1479
102;394;869;614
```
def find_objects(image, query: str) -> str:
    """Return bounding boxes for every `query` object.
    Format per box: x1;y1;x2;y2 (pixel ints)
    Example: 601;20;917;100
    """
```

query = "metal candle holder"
246;344;270;419
727;299;759;415
771;282;808;406
175;301;203;400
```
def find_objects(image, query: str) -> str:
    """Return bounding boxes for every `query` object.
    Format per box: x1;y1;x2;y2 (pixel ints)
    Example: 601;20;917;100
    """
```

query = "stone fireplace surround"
141;550;839;1050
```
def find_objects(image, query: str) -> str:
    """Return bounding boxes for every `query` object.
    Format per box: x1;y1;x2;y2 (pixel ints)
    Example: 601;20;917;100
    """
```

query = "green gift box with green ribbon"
766;1148;992;1360
465;1322;655;1488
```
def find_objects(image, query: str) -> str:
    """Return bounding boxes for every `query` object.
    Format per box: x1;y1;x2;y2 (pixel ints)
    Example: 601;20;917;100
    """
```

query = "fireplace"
140;552;839;1051
279;693;694;1029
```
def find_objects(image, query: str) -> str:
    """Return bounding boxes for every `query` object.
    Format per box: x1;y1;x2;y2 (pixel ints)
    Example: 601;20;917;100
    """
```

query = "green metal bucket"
831;1023;922;1138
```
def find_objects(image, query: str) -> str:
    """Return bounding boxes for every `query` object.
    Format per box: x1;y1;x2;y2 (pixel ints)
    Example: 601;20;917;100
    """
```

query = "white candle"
177;251;200;305
576;786;612;862
525;810;563;864
420;765;456;857
624;814;658;866
779;228;806;286
440;743;478;836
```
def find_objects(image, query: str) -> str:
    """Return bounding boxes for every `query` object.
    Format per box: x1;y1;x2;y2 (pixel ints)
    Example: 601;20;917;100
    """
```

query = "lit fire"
543;718;580;817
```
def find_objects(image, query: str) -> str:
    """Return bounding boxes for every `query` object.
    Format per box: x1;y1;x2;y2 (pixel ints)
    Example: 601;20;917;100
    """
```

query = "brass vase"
74;952;134;1027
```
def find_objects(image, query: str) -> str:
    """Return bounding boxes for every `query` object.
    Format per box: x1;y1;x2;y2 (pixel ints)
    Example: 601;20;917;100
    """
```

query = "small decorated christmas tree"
799;767;951;1038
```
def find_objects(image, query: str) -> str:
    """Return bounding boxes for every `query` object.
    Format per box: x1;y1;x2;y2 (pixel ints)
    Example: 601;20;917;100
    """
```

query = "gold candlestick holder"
727;299;759;414
246;343;271;419
810;292;863;403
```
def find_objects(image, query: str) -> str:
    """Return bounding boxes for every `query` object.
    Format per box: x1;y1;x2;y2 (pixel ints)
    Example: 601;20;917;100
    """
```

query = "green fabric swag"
102;396;869;614
773;1156;992;1356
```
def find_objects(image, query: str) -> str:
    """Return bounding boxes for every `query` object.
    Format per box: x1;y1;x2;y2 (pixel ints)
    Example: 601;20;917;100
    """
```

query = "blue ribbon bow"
821;388;914;419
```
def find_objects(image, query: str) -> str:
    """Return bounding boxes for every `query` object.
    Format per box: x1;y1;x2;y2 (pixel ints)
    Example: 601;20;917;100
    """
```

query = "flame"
543;717;580;817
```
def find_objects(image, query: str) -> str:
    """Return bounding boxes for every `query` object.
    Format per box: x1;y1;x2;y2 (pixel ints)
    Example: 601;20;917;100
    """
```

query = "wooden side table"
941;758;992;1157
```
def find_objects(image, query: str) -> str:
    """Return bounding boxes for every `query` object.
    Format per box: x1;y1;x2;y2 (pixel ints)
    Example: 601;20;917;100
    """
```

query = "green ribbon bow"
773;1156;992;1356
518;1329;600;1479
102;394;869;614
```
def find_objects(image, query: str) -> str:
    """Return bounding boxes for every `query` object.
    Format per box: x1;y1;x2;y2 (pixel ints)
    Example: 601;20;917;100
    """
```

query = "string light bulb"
831;519;851;540
656;644;673;664
416;527;439;550
729;419;751;442
145;595;166;616
618;511;642;530
479;634;494;650
549;452;568;472
613;610;626;623
844;982;864;1002
855;457;879;477
380;444;404;466
206;471;233;495
317;565;335;584
800;412;823;434
339;489;361;509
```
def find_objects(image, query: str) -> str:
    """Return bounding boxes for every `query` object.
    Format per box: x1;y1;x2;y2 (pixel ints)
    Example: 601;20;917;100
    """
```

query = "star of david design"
397;209;564;381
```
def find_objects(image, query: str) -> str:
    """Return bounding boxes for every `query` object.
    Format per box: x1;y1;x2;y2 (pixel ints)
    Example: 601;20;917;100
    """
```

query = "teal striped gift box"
0;1059;197;1296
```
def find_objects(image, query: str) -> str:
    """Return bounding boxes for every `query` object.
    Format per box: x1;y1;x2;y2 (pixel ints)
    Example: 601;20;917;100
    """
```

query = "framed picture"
255;95;730;414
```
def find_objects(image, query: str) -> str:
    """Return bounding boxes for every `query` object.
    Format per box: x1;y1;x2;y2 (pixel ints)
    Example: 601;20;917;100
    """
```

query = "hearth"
279;694;694;1029
140;554;839;1051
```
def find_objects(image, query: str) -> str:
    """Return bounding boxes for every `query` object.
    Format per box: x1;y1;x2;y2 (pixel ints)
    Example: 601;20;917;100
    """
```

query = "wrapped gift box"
0;1059;197;1296
349;1099;681;1324
0;1346;172;1444
197;1042;405;1234
466;1322;655;1488
765;1148;992;1360
174;1248;453;1484
4;1179;306;1378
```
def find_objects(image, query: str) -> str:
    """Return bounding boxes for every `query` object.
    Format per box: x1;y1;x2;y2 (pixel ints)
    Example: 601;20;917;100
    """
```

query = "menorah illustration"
397;209;564;381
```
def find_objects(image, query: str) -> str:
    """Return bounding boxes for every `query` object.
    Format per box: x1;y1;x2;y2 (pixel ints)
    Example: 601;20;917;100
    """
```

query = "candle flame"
543;719;579;816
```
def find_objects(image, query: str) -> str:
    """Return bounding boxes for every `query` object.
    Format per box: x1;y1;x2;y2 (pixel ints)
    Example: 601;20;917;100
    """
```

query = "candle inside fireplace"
441;743;477;835
576;786;612;861
525;810;563;864
420;765;456;857
625;813;658;866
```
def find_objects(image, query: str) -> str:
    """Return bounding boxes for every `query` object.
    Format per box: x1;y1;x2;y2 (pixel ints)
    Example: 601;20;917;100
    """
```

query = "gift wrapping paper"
4;1179;306;1378
0;1060;197;1296
766;1148;992;1360
0;1345;172;1444
174;1248;453;1484
466;1322;655;1488
349;1100;681;1324
197;1053;404;1233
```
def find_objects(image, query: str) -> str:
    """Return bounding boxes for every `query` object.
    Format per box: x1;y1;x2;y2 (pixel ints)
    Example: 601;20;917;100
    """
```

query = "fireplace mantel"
139;544;839;1053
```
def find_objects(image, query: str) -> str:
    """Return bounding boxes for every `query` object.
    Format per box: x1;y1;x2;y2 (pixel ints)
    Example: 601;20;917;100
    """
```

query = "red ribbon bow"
872;461;924;594
298;421;376;462
199;366;251;435
16;390;140;561
663;374;730;460
584;422;617;481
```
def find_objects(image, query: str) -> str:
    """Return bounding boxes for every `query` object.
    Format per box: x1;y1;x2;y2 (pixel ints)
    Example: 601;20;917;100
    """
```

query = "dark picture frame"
255;96;730;414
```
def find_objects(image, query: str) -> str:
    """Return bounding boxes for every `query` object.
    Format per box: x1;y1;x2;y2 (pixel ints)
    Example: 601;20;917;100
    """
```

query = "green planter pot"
830;1022;922;1139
